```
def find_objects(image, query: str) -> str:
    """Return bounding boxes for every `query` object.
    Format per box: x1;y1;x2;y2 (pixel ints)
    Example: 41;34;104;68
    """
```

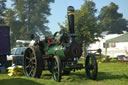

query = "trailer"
0;25;10;67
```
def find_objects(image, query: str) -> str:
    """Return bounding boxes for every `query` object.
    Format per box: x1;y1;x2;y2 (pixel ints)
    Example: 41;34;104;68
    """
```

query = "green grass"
0;62;128;85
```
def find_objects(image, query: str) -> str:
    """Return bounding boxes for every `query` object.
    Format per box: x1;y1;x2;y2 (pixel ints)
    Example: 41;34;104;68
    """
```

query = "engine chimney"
67;6;75;34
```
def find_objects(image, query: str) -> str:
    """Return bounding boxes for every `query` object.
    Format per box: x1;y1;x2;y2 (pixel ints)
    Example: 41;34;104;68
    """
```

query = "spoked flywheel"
85;55;98;80
52;56;62;82
23;46;43;78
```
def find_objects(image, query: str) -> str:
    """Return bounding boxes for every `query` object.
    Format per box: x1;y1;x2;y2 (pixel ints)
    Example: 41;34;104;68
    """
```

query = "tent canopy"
106;33;128;44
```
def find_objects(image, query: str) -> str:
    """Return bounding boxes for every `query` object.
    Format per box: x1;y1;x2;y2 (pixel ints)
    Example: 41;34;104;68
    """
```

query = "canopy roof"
106;33;128;43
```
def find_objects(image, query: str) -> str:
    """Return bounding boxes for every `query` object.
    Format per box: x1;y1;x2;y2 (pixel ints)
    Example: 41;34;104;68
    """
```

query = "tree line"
0;0;128;46
58;0;128;45
0;0;54;47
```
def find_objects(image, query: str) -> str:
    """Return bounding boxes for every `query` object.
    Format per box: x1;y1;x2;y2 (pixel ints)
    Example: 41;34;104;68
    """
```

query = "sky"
6;0;128;34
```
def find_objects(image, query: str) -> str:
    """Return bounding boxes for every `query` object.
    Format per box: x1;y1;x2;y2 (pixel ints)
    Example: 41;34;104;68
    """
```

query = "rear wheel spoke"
26;57;30;60
26;65;31;69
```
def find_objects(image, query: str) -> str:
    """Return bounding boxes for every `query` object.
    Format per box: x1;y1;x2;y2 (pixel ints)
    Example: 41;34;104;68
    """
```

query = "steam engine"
23;6;98;82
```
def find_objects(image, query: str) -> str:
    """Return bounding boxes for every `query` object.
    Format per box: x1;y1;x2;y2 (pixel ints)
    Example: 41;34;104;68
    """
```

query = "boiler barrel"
48;43;82;60
48;45;66;60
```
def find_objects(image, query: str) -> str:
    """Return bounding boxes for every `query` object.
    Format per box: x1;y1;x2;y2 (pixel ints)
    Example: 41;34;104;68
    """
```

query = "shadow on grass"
0;72;8;74
40;71;88;82
62;71;128;82
61;71;88;82
97;72;128;81
33;70;128;82
0;78;44;85
41;73;53;79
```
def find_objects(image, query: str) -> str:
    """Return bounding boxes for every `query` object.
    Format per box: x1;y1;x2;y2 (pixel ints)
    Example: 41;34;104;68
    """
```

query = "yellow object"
7;65;24;76
68;11;74;15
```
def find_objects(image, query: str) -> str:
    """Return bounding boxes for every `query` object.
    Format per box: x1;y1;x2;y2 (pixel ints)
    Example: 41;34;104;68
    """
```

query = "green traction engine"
23;6;98;82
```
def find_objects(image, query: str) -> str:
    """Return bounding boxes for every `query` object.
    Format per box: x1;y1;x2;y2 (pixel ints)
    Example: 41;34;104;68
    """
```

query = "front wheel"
52;56;62;82
85;55;98;80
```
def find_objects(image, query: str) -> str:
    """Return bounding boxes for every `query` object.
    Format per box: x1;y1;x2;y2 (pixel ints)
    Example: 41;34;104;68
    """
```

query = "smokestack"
67;6;75;34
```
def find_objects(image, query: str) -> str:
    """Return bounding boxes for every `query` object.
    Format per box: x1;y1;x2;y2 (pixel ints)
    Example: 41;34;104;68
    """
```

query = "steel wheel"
23;46;43;78
52;56;62;82
85;55;98;80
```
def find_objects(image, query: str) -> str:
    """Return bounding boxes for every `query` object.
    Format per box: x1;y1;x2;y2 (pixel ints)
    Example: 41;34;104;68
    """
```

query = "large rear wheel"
85;55;98;80
23;46;43;78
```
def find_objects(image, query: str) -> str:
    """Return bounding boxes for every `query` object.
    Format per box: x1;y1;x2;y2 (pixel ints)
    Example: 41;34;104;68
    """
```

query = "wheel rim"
24;48;36;77
52;56;61;82
86;55;97;80
53;61;58;81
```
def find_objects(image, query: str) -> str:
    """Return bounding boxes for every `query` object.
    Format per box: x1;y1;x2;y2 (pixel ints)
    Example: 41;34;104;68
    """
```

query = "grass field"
0;62;128;85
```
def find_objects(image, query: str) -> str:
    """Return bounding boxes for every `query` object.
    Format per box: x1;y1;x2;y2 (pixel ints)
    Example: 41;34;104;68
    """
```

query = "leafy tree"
75;0;101;44
6;0;54;46
5;9;22;46
59;0;101;45
98;2;128;34
0;0;6;24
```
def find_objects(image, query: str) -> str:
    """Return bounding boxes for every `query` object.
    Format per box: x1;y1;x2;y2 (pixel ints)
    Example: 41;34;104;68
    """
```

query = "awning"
106;33;128;44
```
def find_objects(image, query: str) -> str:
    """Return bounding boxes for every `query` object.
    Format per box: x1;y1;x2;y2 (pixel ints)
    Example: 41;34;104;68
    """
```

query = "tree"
98;2;128;34
59;0;101;45
75;0;101;44
5;9;22;46
0;0;6;24
6;0;54;46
